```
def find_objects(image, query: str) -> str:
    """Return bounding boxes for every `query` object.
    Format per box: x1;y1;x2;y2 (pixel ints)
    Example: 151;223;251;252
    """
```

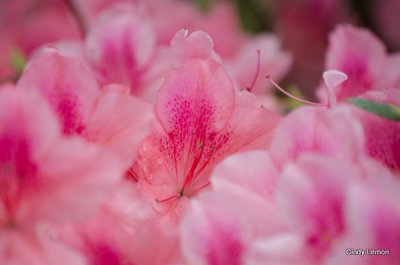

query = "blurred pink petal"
326;177;400;265
85;84;154;169
324;25;387;100
355;110;400;172
245;234;313;265
276;155;353;257
181;151;285;265
17;50;99;135
0;87;122;264
85;4;156;91
269;105;365;169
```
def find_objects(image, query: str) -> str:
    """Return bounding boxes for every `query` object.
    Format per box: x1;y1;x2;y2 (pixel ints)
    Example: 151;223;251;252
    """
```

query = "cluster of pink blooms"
1;0;400;264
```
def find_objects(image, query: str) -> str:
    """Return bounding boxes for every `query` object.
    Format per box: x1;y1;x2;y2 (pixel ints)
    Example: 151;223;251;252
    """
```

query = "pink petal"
0;88;60;224
276;155;352;253
170;29;221;68
17;50;99;135
225;91;282;152
245;234;315;265
154;59;235;194
269;106;365;169
30;137;123;223
181;200;244;265
328;179;400;265
85;4;156;89
85;85;155;169
180;151;285;265
324;25;387;100
356;110;400;171
212;151;278;200
156;59;235;132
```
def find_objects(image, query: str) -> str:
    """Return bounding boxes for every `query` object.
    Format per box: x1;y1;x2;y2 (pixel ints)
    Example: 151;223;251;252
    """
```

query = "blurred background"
1;0;399;98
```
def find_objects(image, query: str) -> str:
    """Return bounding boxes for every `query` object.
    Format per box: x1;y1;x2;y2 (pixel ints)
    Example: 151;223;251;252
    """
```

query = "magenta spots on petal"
364;115;400;171
57;93;86;135
158;95;230;195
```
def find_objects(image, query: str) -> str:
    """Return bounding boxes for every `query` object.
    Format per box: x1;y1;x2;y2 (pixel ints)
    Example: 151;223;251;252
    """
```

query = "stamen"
124;165;139;182
156;194;179;203
188;181;211;196
322;70;348;108
247;50;261;92
266;75;326;107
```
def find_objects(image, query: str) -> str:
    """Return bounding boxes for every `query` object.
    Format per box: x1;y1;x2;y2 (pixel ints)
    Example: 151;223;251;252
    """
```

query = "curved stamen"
266;75;326;107
156;194;179;203
247;50;261;92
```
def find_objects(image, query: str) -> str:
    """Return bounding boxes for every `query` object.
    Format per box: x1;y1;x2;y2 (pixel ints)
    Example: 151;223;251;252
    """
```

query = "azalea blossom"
130;59;281;213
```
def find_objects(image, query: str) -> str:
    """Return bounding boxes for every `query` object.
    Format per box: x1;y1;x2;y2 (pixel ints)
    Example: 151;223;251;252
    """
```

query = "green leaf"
195;0;213;12
10;48;26;73
348;98;400;121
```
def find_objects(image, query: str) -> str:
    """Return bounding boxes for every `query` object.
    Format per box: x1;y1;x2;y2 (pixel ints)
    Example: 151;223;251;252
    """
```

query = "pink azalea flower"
131;59;281;214
16;49;154;169
95;58;281;264
0;86;122;265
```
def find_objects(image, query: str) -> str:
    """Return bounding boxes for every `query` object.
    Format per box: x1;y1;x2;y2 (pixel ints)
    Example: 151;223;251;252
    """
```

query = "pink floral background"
0;0;399;264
